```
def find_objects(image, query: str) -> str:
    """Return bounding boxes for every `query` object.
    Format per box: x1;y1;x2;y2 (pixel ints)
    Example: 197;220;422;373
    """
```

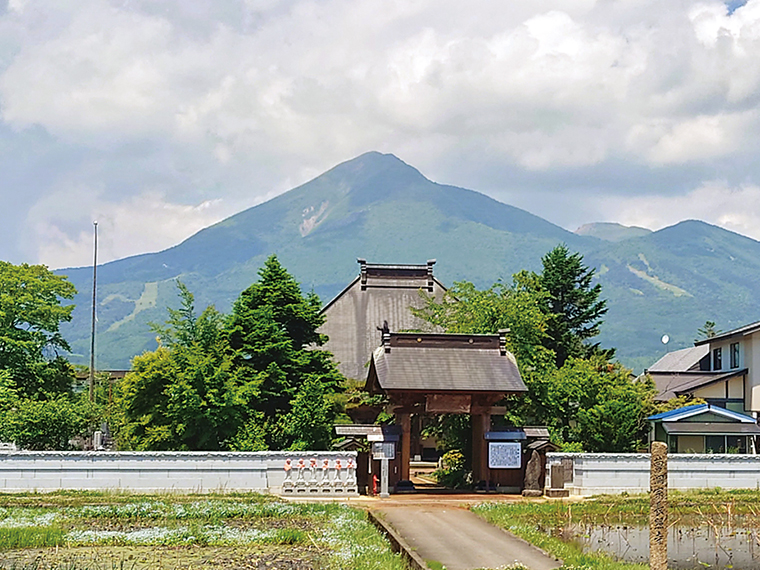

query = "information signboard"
488;442;522;469
372;441;396;460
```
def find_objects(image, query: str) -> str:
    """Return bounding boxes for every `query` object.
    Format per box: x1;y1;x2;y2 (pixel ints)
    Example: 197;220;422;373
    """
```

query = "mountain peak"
319;151;427;189
575;222;652;242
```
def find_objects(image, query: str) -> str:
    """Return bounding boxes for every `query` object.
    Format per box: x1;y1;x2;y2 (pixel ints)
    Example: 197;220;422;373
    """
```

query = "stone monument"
650;441;668;570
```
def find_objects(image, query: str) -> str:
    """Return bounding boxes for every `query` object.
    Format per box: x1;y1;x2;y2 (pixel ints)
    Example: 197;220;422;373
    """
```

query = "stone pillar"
399;413;411;481
650;441;668;570
471;413;490;483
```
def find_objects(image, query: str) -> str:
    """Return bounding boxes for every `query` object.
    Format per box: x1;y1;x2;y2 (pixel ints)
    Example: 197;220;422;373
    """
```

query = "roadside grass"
0;492;406;569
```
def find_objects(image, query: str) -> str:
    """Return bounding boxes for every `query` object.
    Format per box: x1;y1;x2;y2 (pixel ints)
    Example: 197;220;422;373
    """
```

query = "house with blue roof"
644;318;760;453
648;403;760;453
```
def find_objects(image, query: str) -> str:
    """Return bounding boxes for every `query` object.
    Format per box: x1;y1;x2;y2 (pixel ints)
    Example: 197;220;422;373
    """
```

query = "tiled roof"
319;260;447;380
649;369;746;401
369;333;526;393
648;346;708;372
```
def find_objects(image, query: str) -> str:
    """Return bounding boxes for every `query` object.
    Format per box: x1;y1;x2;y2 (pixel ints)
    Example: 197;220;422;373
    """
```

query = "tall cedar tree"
225;255;343;448
539;245;609;367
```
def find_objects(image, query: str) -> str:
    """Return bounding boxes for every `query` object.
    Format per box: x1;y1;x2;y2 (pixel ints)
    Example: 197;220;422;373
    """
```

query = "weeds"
0;527;65;549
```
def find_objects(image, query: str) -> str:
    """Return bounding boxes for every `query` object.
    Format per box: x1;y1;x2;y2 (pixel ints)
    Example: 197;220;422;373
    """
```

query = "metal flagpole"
89;221;98;402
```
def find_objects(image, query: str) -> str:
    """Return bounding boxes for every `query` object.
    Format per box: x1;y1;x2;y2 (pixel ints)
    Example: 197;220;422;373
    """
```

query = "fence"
0;451;358;495
547;452;760;496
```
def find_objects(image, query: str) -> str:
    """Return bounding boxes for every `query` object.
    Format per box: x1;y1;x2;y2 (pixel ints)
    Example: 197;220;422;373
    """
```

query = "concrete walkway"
377;505;561;570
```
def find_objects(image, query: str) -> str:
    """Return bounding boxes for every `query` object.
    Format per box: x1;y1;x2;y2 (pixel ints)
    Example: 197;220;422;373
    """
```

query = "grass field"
0;491;406;570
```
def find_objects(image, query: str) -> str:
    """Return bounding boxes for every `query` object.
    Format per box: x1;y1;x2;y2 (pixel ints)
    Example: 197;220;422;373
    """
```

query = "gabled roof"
694;320;760;346
320;259;446;313
648;346;708;373
648;403;757;423
318;259;448;380
648;369;746;401
368;332;526;393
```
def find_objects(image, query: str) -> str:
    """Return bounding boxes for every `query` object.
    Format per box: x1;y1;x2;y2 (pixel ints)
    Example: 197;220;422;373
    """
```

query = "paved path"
377;505;561;570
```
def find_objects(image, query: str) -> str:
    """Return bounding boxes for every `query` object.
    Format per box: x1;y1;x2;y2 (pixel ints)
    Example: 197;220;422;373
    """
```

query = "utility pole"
89;221;98;402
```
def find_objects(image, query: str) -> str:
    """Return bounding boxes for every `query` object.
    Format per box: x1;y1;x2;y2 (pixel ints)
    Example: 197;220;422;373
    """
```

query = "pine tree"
538;245;609;367
225;255;343;448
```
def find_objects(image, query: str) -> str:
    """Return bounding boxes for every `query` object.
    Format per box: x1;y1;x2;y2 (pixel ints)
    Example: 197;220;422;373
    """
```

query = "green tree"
567;359;653;452
696;320;721;341
412;276;554;370
225;255;343;449
118;282;249;450
412;256;653;453
282;377;332;451
0;371;96;450
0;262;77;396
536;245;609;367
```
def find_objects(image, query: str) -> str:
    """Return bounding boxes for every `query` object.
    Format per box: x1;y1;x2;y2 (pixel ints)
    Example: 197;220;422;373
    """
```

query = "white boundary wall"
547;452;760;496
0;451;357;495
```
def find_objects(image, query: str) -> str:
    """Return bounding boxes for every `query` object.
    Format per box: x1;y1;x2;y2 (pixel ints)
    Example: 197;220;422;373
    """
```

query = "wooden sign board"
426;394;472;414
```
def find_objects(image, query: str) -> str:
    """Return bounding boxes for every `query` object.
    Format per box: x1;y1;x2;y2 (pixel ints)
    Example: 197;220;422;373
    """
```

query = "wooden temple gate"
364;331;530;491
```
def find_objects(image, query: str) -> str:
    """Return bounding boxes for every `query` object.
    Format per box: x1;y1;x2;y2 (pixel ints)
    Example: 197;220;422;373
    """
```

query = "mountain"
582;220;760;371
575;222;652;242
57;153;760;373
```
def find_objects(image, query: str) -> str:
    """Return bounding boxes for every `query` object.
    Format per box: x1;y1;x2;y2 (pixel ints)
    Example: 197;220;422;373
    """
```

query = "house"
645;345;747;412
319;259;446;380
646;320;760;453
648;403;760;453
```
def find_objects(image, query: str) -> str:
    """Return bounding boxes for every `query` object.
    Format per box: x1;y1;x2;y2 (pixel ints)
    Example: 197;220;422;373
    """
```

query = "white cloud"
29;189;234;269
3;0;760;265
599;181;760;241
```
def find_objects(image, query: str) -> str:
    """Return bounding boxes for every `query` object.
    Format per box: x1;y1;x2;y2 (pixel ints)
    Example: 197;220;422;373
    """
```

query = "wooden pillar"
399;413;411;481
471;412;490;483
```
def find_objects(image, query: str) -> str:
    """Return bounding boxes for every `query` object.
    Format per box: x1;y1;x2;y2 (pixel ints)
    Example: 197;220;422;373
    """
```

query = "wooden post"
650;441;668;570
471;412;490;483
399;413;411;481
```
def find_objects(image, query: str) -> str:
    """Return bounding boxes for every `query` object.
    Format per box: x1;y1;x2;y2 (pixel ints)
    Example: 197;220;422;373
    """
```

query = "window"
706;399;745;413
713;347;722;370
730;342;740;368
727;435;747;454
705;435;725;453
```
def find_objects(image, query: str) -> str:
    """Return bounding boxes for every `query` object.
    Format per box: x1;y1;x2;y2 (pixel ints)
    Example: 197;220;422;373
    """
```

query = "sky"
2;0;760;268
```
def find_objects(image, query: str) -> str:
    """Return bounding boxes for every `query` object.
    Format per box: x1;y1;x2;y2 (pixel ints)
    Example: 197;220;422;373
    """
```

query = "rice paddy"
0;492;406;569
472;489;760;570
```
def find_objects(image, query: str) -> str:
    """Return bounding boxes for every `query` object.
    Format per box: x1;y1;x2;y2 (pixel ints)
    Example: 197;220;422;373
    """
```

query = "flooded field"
473;490;760;570
559;521;760;569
